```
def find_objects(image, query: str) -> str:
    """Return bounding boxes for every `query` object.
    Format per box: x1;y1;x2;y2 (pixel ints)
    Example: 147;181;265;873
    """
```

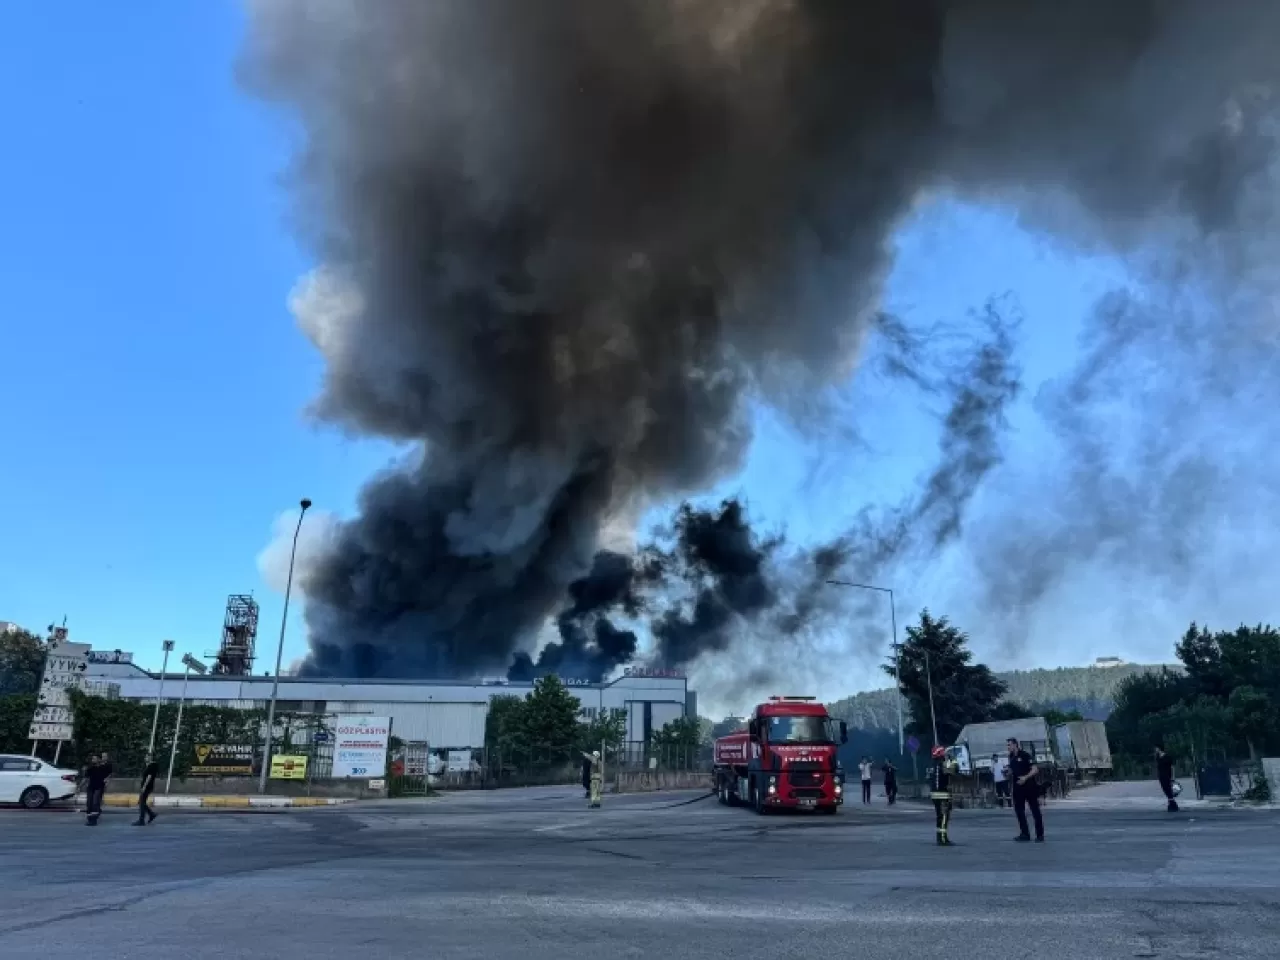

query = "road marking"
532;818;591;833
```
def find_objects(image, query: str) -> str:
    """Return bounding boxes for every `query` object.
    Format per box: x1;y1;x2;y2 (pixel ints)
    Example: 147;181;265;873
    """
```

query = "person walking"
929;746;957;846
1155;745;1179;812
133;760;159;826
859;756;873;804
84;753;112;826
882;758;898;805
581;752;593;800
1007;738;1044;842
991;752;1011;809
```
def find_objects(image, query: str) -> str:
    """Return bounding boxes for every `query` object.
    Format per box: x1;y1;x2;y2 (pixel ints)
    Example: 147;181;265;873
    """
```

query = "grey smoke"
242;1;1280;679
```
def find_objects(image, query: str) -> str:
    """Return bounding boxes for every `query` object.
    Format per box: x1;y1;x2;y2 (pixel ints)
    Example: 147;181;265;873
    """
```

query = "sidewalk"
93;793;356;810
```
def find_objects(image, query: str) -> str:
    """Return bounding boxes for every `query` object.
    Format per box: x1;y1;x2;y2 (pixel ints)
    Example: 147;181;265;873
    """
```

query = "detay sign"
332;716;391;779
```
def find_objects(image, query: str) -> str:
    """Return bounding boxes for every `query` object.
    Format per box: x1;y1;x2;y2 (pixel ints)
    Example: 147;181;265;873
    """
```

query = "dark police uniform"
929;756;958;846
1157;751;1178;811
1008;747;1044;841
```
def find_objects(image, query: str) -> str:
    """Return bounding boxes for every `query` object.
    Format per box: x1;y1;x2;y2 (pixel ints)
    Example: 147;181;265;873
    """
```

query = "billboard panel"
333;716;390;779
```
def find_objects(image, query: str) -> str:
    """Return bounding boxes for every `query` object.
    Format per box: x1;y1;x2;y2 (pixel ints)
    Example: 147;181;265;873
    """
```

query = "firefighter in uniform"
930;745;958;846
582;750;603;808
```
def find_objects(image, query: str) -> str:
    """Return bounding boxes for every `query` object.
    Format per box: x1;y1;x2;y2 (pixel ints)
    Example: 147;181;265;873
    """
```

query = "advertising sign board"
270;755;309;780
333;716;391;779
190;744;255;776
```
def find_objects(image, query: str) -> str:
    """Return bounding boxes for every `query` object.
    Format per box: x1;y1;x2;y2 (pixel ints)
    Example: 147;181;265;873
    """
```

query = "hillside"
826;663;1177;729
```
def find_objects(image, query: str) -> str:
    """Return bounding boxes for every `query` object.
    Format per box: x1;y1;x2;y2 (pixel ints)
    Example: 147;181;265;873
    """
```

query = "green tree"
989;701;1035;721
1106;668;1195;761
578;709;626;753
1043;708;1086;727
517;675;582;762
0;628;45;696
1228;686;1276;760
0;694;38;753
485;694;529;756
650;716;703;749
883;610;1006;747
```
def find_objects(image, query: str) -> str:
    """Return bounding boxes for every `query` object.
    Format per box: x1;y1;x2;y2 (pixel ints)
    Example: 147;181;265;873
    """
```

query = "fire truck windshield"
765;715;831;744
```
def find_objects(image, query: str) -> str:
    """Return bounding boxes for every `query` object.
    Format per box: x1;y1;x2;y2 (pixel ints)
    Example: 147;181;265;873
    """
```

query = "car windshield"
765;715;831;744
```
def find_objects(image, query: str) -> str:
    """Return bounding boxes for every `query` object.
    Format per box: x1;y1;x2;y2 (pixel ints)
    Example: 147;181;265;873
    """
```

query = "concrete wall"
153;777;384;799
614;770;712;794
1262;758;1280;797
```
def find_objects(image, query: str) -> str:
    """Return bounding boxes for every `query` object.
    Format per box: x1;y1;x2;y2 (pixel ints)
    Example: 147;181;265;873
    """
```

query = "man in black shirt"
134;760;159;826
1006;738;1044;842
84;753;112;826
882;758;898;806
1155;745;1179;812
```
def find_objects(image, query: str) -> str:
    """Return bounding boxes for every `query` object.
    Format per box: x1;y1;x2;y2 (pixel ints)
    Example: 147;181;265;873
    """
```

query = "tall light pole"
259;498;311;794
826;580;904;755
146;640;175;761
166;653;207;794
924;650;939;748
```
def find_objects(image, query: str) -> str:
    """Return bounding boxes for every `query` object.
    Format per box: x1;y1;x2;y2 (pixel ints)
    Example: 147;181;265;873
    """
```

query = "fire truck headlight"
767;775;777;796
834;783;843;795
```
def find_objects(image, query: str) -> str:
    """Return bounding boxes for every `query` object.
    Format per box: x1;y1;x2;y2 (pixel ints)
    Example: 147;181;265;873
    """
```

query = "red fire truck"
712;696;848;814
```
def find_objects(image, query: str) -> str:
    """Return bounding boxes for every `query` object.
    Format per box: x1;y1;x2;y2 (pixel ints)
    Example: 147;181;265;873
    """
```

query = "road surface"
3;782;1277;959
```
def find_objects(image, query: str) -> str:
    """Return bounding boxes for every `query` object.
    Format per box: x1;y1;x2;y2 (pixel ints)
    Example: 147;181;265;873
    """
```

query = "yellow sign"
270;755;309;780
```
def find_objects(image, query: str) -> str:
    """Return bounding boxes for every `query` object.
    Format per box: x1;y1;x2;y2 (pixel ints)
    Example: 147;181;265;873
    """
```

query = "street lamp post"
259;498;311;794
826;580;904;756
146;640;175;761
166;654;208;794
924;650;939;748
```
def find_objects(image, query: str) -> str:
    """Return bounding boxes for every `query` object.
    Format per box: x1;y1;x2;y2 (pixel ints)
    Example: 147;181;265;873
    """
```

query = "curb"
97;793;355;810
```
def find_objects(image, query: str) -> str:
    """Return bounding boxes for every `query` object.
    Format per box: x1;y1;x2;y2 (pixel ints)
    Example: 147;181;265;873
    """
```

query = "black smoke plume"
242;1;1280;679
507;549;656;682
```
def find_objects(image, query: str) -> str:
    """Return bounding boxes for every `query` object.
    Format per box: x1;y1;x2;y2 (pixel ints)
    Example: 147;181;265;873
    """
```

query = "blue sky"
3;5;1222;697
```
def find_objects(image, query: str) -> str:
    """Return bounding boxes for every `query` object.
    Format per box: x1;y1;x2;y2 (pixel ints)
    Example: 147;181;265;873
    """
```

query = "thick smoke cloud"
242;1;1280;680
504;307;1021;685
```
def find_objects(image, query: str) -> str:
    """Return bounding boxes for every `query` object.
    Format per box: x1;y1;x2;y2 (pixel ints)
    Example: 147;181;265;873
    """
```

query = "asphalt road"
3;783;1278;960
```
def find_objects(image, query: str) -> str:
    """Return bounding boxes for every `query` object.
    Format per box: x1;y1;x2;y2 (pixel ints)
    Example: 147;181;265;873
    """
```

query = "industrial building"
82;655;695;750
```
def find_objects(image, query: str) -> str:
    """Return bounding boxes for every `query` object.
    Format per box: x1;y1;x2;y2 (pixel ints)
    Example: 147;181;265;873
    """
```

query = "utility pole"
146;640;175;761
166;654;207;793
825;580;904;755
925;650;939;748
259;498;311;794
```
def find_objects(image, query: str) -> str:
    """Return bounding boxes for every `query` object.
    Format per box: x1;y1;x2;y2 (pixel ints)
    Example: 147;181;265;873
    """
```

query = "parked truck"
948;717;1057;775
713;696;848;814
1053;720;1112;773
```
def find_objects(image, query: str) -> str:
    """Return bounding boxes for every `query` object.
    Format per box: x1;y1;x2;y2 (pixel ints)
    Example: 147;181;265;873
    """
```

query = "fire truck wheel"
752;781;767;815
819;805;838;815
717;779;728;805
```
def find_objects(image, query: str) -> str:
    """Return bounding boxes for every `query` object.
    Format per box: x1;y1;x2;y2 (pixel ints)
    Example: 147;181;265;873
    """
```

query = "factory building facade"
83;655;694;751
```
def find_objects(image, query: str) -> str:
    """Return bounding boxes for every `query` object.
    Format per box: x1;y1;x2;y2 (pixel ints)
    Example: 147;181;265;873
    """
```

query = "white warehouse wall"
83;660;691;750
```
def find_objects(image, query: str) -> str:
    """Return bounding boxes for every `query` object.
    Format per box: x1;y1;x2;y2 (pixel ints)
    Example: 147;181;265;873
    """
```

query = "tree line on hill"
814;610;1278;770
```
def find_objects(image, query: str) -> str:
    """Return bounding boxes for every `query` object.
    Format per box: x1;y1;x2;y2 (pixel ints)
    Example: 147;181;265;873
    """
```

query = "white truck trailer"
1053;720;1113;773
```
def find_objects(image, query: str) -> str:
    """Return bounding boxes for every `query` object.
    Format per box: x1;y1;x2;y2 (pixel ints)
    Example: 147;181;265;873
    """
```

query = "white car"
0;754;80;809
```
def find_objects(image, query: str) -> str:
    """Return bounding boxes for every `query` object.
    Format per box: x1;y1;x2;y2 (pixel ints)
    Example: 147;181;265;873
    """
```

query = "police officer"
1154;745;1179;812
1006;737;1044;842
929;745;958;846
582;750;603;808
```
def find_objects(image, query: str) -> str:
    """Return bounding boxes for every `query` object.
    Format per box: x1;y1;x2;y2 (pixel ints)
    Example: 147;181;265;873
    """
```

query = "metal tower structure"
214;595;259;676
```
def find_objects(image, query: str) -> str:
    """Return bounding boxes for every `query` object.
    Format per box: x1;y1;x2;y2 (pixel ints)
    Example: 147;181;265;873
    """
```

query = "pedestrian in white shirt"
859;756;873;804
991;752;1011;808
